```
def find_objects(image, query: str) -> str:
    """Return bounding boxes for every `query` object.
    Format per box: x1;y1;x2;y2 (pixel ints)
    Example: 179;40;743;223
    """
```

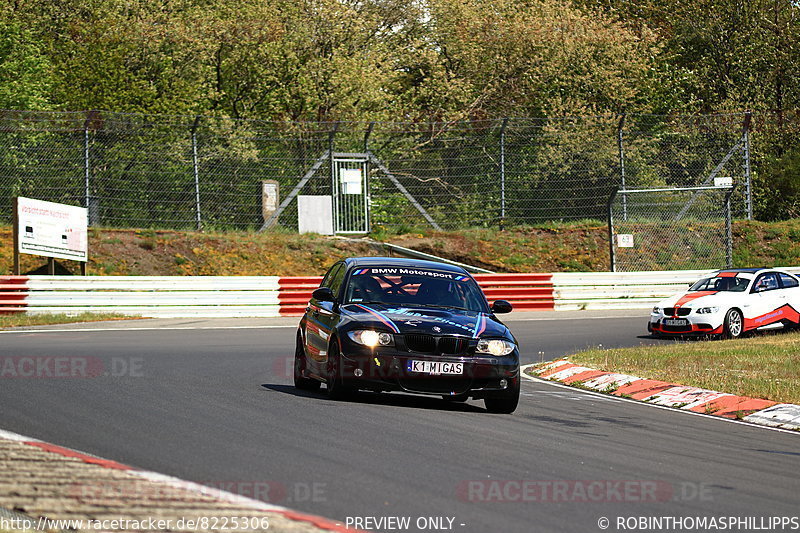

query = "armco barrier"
2;269;798;318
0;276;281;318
278;273;554;316
552;267;800;310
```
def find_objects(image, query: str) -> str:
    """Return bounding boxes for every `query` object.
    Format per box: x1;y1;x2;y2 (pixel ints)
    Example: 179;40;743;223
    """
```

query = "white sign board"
340;168;363;195
17;197;88;261
617;234;634;248
714;176;733;187
298;195;333;235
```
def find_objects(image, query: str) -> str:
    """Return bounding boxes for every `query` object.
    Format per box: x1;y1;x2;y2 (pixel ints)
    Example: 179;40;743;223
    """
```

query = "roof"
343;256;468;274
715;268;767;274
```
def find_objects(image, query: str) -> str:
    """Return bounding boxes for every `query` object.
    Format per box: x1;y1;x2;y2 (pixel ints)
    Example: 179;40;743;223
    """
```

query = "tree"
0;21;52;110
394;0;660;121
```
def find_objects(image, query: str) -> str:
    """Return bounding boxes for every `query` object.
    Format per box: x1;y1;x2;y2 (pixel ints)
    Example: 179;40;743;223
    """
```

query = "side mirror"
312;287;336;302
491;300;513;314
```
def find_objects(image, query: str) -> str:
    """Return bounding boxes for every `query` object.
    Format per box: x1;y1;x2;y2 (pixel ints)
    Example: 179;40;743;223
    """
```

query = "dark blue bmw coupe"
294;257;520;413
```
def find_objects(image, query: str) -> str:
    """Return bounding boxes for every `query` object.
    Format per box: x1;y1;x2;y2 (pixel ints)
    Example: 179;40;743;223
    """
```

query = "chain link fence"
609;186;733;272
0;110;770;233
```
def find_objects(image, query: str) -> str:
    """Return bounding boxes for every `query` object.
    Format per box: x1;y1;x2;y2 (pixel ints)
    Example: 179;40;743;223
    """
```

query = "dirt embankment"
1;220;798;276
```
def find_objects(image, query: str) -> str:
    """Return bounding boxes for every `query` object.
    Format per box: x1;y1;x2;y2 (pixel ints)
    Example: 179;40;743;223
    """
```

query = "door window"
753;272;780;293
779;273;799;289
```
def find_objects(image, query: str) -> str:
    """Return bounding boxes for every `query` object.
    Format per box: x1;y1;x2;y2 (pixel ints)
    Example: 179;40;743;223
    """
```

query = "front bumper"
338;338;519;399
648;311;724;336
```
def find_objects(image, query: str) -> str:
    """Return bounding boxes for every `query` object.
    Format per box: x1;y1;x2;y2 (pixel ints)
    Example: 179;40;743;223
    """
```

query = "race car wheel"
326;340;353;400
723;308;744;339
484;379;520;414
294;333;320;391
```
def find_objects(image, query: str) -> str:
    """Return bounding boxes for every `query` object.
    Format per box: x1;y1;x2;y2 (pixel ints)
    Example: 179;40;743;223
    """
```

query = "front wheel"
294;333;320;391
484;379;520;414
723;308;744;339
326;340;353;400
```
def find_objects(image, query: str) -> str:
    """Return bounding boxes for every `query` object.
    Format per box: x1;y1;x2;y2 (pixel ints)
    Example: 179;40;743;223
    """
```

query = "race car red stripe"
352;304;401;333
673;290;718;309
717;272;738;277
744;303;800;331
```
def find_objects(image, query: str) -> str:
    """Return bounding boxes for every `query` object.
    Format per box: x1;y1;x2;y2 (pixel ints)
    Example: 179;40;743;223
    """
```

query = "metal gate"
332;153;370;234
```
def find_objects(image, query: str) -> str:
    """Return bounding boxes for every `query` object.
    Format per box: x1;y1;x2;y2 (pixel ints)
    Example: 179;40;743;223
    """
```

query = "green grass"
0;313;139;329
566;332;800;404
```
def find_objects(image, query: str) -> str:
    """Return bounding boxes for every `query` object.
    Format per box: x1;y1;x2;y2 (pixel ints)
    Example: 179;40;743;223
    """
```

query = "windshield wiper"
414;303;472;311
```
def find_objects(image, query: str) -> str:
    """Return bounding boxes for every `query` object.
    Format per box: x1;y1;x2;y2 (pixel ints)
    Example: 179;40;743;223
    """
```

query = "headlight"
348;330;394;347
476;339;515;356
652;307;662;314
696;306;719;314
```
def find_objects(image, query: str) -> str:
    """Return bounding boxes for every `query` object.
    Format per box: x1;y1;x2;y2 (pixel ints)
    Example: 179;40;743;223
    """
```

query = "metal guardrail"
2;269;798;317
552;268;800;310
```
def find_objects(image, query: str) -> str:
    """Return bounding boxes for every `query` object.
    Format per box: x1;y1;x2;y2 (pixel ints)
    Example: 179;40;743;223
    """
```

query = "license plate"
407;361;464;375
664;319;688;326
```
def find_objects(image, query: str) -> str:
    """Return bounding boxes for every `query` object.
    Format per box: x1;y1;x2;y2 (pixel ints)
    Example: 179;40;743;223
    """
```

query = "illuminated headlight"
476;339;516;356
348;330;394;347
696;306;719;314
652;307;662;314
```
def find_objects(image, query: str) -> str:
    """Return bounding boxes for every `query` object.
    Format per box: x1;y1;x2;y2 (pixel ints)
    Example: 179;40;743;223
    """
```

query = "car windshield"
689;276;750;292
344;267;488;312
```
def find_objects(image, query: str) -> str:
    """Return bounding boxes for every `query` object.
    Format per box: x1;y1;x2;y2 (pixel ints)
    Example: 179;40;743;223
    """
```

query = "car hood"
339;303;510;339
658;290;742;309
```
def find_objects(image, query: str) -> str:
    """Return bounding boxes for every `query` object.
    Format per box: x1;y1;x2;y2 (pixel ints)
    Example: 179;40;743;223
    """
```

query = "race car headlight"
696;306;719;314
476;339;515;356
348;330;394;347
652;307;662;314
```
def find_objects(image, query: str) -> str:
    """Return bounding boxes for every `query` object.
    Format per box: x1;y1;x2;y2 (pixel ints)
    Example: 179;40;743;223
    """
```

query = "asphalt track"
1;313;799;533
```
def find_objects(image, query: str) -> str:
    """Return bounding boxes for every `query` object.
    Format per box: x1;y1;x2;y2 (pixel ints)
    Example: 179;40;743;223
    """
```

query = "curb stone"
525;360;800;431
0;428;359;533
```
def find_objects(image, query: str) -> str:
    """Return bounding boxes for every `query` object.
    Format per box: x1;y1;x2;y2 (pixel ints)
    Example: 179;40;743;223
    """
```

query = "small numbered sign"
617;234;634;248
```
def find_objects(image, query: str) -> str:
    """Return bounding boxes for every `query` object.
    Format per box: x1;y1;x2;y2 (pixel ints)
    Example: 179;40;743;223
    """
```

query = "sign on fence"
15;197;88;262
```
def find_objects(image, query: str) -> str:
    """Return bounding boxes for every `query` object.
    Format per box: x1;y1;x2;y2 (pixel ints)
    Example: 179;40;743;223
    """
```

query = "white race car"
649;268;800;338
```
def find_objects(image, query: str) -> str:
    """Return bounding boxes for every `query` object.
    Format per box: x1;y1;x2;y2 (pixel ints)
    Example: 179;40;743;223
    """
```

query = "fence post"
84;121;90;214
607;188;618;272
499;118;509;230
329;122;340;233
725;188;733;268
191;116;202;231
743;111;753;220
364;121;374;153
617;113;627;222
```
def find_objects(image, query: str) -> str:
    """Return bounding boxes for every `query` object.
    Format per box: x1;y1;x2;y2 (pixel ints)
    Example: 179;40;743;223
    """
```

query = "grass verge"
567;332;800;404
0;313;139;330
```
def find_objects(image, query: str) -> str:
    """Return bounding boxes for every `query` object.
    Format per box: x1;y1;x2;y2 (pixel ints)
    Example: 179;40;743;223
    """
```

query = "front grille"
404;334;469;355
439;337;469;354
405;334;436;353
664;308;691;317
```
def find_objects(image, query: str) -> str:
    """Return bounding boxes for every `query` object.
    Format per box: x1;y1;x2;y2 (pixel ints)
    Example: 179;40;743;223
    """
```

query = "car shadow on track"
261;383;487;413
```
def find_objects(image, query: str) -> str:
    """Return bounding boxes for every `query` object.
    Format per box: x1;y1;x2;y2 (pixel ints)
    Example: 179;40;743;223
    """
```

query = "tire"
326;340;353;400
294;333;321;391
484;379;520;414
723;308;744;339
